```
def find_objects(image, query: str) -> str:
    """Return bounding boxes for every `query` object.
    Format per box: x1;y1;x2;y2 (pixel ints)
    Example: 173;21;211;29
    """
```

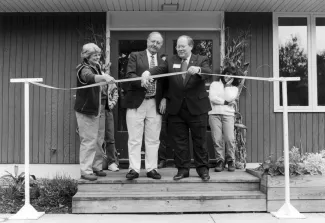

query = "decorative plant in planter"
256;146;325;176
221;28;250;169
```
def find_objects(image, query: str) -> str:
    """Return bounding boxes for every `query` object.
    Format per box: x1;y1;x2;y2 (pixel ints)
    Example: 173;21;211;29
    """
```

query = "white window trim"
273;12;325;112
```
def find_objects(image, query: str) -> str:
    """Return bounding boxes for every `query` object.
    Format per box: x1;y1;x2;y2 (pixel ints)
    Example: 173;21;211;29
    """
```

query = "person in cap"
208;69;240;172
74;43;115;181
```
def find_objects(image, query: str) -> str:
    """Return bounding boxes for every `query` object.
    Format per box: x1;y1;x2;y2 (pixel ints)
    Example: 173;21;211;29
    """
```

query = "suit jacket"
122;50;167;113
149;54;212;115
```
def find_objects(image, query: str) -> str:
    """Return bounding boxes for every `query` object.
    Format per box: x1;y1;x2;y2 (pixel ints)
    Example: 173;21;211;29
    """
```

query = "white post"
9;78;45;220
271;80;305;219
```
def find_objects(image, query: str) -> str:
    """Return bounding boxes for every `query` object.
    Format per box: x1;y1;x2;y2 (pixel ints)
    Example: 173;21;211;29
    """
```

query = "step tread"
78;169;260;184
73;190;266;200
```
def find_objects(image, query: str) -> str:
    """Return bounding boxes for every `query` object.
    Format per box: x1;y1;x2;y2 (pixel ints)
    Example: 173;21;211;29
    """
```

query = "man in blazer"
123;32;167;180
142;35;212;181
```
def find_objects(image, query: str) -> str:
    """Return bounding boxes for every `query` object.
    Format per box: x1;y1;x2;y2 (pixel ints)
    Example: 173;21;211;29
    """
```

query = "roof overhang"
1;0;325;13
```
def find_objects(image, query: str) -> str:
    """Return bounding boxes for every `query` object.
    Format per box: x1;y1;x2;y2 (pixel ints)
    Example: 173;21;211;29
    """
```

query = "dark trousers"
103;110;119;166
158;114;170;162
168;101;209;172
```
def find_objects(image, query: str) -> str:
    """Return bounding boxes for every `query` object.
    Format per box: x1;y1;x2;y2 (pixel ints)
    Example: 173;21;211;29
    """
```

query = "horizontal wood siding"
225;12;325;162
0;13;106;164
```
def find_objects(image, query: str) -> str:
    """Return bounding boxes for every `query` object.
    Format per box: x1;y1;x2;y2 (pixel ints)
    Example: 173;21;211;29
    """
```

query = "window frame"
273;13;325;112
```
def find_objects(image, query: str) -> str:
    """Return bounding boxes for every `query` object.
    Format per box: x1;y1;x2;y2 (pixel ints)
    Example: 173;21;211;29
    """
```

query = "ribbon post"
271;78;305;219
9;78;45;220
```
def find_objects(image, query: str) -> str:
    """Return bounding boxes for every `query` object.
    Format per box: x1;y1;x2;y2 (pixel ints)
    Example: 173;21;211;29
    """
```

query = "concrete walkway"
1;213;325;223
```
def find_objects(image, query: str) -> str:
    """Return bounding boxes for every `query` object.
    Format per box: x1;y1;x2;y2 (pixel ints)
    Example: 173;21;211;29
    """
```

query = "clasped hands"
141;66;201;88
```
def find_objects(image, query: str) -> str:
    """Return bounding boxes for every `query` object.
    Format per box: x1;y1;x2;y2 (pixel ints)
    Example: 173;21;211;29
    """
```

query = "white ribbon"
30;71;300;90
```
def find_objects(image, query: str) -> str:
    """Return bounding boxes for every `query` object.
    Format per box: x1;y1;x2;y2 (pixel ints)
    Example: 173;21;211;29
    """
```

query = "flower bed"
246;147;325;212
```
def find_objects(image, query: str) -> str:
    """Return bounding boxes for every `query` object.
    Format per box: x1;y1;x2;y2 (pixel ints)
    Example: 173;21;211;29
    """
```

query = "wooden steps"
72;168;266;213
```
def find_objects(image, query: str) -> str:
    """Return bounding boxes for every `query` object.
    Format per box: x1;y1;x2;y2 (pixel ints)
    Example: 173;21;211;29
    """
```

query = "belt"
144;95;155;100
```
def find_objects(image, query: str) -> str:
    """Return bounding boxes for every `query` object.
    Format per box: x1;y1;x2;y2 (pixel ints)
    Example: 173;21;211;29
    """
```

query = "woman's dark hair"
220;67;241;87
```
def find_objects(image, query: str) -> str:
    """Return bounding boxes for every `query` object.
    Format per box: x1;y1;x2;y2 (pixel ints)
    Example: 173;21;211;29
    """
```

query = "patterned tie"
150;55;155;68
181;59;188;84
146;54;156;96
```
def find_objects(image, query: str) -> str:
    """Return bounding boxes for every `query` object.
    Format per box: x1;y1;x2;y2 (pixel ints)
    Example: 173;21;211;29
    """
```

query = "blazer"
149;54;212;116
122;50;167;113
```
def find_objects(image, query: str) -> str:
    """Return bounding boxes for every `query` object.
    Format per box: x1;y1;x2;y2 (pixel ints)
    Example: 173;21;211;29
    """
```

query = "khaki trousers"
76;106;105;176
126;98;162;173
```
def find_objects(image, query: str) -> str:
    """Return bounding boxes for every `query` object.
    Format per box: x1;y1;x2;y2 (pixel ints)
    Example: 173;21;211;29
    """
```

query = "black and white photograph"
0;1;325;222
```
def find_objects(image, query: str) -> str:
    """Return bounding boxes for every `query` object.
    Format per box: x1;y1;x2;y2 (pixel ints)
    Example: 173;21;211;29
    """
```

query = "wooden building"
1;0;325;168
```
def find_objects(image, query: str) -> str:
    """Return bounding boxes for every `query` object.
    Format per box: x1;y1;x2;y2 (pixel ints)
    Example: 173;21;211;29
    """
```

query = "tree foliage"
278;35;308;105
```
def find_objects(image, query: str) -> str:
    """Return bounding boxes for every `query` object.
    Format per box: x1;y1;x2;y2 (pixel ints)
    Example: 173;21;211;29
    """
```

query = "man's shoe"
158;160;167;169
93;170;107;177
147;169;161;179
228;161;235;172
198;168;210;181
173;169;189;180
200;172;210;181
126;169;139;180
108;163;119;172
215;160;224;172
81;174;98;181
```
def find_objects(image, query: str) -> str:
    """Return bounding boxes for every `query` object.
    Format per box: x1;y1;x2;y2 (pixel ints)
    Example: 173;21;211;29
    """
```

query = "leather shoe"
199;172;210;181
147;169;161;179
215;160;224;172
173;170;189;180
228;161;235;172
93;170;107;177
126;169;139;180
158;160;167;169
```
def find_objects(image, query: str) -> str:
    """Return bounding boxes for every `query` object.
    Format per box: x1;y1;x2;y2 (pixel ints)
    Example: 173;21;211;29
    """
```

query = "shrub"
0;172;78;213
256;147;325;176
36;175;78;208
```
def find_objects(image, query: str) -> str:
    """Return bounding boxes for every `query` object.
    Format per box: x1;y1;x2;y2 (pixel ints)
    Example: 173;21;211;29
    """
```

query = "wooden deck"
73;168;266;213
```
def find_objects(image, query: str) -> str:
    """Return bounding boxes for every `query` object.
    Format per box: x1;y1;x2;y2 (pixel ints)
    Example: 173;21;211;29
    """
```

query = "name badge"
173;64;181;68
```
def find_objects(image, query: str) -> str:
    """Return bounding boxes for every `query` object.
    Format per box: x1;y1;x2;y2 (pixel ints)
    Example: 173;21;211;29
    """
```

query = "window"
273;13;325;112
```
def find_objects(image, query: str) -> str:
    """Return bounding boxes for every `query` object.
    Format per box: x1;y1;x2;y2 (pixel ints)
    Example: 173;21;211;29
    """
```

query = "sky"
279;26;325;54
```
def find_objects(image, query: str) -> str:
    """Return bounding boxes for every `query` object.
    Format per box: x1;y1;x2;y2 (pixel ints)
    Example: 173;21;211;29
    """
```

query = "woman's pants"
209;114;236;163
76;106;105;176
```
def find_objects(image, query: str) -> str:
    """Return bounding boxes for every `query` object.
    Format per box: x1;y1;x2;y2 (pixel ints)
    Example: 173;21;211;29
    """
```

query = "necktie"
150;55;155;68
146;54;156;96
181;59;188;81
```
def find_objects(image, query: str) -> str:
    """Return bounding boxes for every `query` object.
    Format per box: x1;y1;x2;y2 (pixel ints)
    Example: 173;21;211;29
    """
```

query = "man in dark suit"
123;32;167;180
142;35;212;181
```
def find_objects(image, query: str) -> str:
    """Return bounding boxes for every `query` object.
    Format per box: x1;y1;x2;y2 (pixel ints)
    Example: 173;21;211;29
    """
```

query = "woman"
74;43;115;181
208;74;240;172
